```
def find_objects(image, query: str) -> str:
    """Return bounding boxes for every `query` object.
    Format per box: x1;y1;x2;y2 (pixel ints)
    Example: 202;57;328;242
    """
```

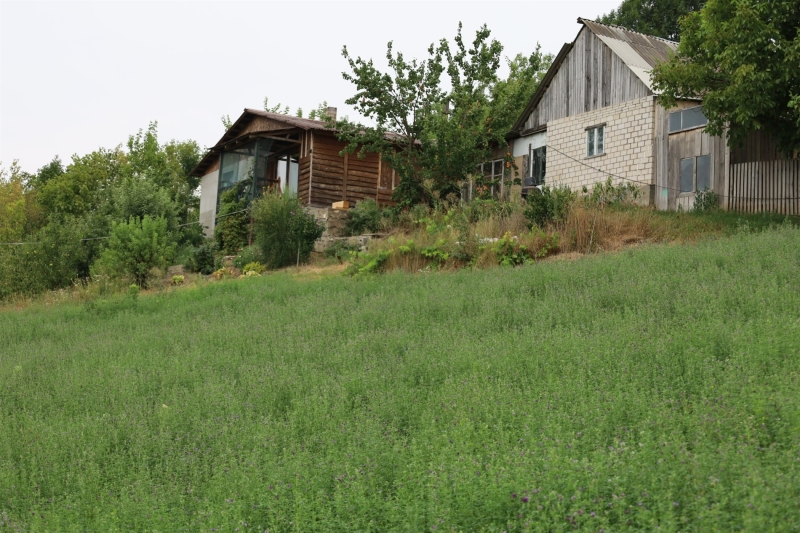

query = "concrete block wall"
545;96;655;196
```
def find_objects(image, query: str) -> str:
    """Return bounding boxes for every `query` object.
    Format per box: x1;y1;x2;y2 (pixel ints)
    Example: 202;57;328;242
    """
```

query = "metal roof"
578;18;677;90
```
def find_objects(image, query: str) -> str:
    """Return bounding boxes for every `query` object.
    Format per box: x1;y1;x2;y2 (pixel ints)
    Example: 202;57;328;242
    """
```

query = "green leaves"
338;23;543;208
652;0;800;152
93;215;176;288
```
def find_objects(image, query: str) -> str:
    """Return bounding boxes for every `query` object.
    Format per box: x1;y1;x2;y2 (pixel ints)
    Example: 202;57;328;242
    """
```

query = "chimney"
325;107;337;122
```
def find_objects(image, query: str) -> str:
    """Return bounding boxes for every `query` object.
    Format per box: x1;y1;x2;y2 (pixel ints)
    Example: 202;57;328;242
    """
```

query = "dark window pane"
596;126;604;154
680;158;694;192
669;111;682;133
493;160;503;178
682;107;707;130
531;147;546;186
587;128;595;156
696;155;711;191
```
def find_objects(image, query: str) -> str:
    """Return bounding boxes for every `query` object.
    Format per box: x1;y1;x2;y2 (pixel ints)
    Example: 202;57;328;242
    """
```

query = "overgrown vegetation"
345;184;796;275
2;226;800;530
251;192;325;269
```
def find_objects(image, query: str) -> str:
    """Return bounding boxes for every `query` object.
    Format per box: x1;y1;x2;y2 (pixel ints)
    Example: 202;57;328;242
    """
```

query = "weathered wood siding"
726;131;800;213
306;133;394;208
666;126;727;211
521;27;651;132
728;161;800;214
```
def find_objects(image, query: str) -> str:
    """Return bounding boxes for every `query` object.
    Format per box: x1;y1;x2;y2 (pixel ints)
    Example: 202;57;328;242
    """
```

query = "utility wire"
545;144;800;202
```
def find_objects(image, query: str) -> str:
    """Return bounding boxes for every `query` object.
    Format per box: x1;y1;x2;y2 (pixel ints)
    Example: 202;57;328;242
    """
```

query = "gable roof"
508;18;678;138
578;18;677;89
190;109;333;177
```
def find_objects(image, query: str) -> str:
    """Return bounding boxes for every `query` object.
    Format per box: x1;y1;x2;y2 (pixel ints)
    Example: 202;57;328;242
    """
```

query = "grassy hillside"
1;225;800;532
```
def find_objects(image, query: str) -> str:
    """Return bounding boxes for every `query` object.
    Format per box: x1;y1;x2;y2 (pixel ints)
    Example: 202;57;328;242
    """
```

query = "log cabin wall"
306;132;396;208
520;27;651;133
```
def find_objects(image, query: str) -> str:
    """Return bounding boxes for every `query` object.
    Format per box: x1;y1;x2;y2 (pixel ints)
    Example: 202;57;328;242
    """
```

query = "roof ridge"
577;17;679;46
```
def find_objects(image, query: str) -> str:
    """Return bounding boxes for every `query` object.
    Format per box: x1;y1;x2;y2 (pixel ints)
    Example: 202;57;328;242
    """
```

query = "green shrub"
242;262;265;275
184;241;217;275
523;185;576;228
584;177;641;206
323;240;360;261
92;215;175;288
252;193;324;269
345;198;383;235
214;184;250;255
693;189;720;212
232;245;262;270
0;215;95;300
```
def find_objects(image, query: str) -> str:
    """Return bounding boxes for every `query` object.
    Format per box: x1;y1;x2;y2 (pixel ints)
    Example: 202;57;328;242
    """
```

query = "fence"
728;160;800;215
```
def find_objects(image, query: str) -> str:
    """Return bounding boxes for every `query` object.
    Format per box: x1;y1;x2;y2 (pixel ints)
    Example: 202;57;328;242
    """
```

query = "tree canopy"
335;23;549;207
597;0;706;41
651;0;800;152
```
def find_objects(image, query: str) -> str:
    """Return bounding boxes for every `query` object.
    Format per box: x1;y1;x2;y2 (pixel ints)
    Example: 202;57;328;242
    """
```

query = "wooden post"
342;151;349;201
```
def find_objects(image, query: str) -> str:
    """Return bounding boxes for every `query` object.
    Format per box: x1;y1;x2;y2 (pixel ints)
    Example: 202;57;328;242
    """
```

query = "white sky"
0;0;620;173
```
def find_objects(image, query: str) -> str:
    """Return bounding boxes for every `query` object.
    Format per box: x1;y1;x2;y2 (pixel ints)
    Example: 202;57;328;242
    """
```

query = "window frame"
668;105;709;134
586;124;605;158
678;154;714;194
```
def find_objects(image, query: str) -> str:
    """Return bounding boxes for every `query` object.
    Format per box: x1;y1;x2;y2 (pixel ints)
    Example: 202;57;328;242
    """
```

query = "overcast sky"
1;0;621;173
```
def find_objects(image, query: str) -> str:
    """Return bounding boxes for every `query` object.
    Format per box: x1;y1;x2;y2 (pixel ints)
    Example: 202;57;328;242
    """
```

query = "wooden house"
507;18;800;213
191;108;398;236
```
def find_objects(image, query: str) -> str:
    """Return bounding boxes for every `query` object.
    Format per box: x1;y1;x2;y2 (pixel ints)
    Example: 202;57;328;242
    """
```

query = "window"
679;155;713;193
587;125;604;157
669;106;708;133
469;158;507;199
526;146;546;187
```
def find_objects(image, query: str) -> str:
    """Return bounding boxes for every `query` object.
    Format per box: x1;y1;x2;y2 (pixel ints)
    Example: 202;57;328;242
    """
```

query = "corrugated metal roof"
579;18;677;91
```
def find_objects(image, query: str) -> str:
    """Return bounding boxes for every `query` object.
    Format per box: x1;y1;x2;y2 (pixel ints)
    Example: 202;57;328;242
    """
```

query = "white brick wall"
545;96;655;195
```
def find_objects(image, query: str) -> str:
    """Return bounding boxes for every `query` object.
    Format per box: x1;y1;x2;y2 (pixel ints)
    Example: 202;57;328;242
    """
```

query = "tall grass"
2;226;800;531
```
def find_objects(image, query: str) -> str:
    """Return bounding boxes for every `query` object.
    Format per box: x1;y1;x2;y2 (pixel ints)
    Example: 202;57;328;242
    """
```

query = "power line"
545;144;800;202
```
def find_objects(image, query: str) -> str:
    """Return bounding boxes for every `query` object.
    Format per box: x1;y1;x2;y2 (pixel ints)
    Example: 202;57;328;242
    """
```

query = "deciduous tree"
651;0;800;152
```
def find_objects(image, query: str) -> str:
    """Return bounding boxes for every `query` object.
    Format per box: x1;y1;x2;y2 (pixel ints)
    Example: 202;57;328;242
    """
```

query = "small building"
191;108;398;237
506;18;800;213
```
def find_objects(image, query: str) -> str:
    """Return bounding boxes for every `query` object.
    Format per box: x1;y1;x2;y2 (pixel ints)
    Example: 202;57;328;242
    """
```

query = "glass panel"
587;128;595;156
681;107;707;130
596;126;604;154
680;158;695;193
696;155;711;191
483;163;492;179
669;111;682;133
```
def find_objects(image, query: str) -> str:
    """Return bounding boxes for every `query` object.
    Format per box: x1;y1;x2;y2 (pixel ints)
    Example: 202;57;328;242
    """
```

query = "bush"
584;177;641;206
345;198;383;235
232;245;262;270
242;262;265;275
183;241;217;275
214;185;250;255
523;185;576;228
323;240;361;261
252;193;324;269
92;215;175;288
0;215;95;300
693;189;720;212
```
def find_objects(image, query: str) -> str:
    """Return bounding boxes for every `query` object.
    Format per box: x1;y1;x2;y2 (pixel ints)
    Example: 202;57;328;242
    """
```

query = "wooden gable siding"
239;116;292;136
522;28;651;132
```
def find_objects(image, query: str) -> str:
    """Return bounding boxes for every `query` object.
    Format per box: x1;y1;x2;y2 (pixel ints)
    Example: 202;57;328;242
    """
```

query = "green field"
2;225;800;532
